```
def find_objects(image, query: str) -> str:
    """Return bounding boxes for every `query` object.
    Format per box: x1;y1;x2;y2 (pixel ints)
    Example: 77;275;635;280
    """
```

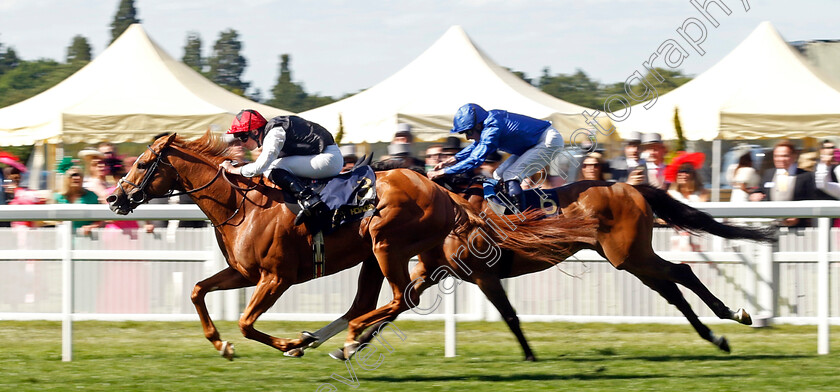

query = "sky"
1;0;839;99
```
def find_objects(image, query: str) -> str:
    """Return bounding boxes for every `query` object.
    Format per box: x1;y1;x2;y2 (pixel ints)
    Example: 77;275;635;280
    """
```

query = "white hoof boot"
300;331;322;348
343;341;361;360
220;341;235;361
733;308;752;325
284;348;305;358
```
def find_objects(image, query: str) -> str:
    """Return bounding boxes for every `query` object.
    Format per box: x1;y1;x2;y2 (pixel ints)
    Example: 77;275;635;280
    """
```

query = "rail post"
60;221;74;362
817;217;830;354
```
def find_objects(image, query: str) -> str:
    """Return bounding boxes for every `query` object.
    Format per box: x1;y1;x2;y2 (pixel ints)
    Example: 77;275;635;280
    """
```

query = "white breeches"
493;127;564;182
266;144;344;179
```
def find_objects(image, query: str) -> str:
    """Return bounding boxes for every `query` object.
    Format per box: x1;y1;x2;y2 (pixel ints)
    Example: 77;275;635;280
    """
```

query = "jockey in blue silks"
427;103;564;210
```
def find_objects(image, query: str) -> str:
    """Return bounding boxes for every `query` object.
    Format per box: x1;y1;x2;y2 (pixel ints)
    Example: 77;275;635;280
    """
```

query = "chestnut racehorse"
294;178;775;360
106;132;597;360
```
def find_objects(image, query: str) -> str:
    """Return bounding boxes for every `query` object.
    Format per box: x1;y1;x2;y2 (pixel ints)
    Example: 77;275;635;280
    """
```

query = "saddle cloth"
282;165;377;234
481;178;562;217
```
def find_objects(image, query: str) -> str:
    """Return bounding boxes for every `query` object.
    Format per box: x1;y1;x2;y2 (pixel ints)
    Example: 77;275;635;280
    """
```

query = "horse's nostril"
106;194;117;204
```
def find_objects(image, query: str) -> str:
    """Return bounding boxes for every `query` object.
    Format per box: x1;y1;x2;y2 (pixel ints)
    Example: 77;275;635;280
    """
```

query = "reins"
213;169;261;227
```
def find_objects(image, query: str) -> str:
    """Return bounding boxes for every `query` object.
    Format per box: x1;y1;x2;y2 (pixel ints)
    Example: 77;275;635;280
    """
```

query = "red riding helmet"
227;109;267;134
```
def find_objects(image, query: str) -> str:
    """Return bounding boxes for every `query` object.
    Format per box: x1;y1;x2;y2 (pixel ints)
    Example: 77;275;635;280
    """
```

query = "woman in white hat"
78;147;110;202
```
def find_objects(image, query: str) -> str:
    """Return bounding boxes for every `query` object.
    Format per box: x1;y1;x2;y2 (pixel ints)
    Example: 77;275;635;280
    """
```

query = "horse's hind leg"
346;264;537;364
330;259;438;360
474;275;536;361
622;248;752;325
191;267;254;360
344;276;416;358
634;274;731;352
664;259;752;325
342;244;424;359
286;256;384;358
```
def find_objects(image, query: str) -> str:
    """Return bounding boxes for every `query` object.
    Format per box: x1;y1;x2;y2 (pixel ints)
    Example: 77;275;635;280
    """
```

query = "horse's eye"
136;162;148;170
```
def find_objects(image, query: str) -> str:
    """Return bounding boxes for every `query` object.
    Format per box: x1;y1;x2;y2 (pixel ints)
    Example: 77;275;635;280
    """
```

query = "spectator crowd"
0;139;211;234
2;125;840;235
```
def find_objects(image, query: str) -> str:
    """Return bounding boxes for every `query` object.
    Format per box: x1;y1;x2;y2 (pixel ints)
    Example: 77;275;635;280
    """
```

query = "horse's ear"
161;133;177;148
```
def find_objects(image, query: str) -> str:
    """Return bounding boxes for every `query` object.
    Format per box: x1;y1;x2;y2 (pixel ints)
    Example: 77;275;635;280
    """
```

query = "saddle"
280;165;377;234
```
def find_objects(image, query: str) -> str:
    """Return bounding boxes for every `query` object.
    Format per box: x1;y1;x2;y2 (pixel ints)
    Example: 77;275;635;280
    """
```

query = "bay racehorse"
292;177;775;360
106;132;598;359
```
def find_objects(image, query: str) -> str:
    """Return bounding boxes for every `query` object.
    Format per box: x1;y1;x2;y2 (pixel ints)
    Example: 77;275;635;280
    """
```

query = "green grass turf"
0;320;838;391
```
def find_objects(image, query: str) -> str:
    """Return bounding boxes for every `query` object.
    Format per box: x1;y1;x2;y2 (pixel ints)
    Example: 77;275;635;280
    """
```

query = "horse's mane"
171;130;239;163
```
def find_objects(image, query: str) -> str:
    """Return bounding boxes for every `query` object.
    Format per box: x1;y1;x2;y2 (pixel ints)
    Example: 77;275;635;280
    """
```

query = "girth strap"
313;231;326;278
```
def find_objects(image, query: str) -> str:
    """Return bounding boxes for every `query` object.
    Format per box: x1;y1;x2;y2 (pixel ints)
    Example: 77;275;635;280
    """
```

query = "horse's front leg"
191;267;254;360
238;273;297;353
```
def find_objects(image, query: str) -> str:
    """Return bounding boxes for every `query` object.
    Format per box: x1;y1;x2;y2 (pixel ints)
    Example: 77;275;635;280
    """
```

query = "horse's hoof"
734;308;752;326
299;331;321;348
329;347;347;361
524;355;537;362
343;342;360;360
219;341;235;361
284;348;305;358
713;335;731;353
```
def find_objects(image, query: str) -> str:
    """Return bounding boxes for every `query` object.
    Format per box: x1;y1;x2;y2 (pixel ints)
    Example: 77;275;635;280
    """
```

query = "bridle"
115;142;259;227
117;142;215;204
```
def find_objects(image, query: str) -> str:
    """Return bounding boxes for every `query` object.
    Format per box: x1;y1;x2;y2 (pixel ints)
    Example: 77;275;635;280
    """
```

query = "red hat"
227;109;267;134
664;151;705;183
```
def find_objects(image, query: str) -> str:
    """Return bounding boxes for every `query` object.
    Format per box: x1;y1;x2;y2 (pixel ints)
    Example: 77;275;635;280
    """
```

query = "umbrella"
664;151;705;183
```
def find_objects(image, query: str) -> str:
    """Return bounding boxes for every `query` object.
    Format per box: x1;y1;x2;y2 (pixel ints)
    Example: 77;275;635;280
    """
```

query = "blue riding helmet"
450;103;489;134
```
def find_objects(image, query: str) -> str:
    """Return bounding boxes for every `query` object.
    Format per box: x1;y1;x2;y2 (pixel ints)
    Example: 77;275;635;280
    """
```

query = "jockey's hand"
219;160;238;174
427;169;446;180
434;156;457;170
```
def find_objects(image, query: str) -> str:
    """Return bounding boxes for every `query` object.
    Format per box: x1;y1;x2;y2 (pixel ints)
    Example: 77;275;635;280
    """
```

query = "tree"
0;60;84;107
267;54;307;111
304;94;335;110
506;68;532;85
207;29;249;95
0;38;20;77
673;107;686;152
247;88;263;103
646;68;692;93
66;35;92;63
625;67;692;99
534;65;693;110
110;0;140;44
182;32;204;73
334;114;344;144
538;67;602;108
267;54;335;112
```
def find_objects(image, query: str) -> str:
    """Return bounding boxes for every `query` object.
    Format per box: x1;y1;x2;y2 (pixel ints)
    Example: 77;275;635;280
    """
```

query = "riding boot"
505;179;524;212
270;169;329;226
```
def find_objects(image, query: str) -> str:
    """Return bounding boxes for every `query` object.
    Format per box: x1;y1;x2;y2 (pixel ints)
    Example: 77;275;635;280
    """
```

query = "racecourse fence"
0;202;838;360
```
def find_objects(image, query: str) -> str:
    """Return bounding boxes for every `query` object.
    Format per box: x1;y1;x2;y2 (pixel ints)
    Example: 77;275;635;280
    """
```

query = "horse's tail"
446;193;599;265
633;184;775;243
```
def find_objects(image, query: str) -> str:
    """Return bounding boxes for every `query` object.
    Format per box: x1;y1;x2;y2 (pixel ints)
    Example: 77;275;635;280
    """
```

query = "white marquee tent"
0;24;291;146
616;21;840;141
301;25;610;144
